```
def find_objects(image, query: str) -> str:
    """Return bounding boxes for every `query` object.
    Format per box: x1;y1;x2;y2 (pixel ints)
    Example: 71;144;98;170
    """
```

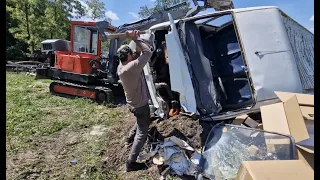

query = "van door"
165;13;197;114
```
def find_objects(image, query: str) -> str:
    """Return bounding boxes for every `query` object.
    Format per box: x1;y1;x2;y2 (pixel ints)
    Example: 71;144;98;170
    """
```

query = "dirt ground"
7;104;216;180
7;105;215;179
101;111;220;180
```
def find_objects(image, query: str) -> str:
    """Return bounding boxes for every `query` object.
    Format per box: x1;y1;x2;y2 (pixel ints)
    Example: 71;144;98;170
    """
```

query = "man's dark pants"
127;104;151;162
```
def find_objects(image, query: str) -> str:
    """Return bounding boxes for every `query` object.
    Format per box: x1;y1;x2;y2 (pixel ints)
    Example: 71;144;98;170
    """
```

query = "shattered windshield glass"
200;124;296;180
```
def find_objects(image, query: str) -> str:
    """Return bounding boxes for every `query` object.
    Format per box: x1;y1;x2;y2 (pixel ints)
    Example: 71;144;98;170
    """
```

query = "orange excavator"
36;21;121;104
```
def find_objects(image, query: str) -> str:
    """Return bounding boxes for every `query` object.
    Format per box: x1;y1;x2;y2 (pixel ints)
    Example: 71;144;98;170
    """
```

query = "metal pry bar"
95;20;147;40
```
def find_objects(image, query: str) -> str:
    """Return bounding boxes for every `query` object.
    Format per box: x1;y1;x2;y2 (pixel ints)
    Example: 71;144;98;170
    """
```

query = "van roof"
149;6;278;30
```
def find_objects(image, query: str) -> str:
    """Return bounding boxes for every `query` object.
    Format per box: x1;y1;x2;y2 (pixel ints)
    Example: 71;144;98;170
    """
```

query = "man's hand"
126;30;140;40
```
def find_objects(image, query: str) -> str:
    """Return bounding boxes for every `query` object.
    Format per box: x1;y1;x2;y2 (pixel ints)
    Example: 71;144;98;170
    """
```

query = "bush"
6;44;27;61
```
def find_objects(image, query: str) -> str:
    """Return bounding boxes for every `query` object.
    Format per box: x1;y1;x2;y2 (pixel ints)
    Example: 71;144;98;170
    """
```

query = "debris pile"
138;136;201;179
149;115;217;150
102;91;314;179
101;114;215;178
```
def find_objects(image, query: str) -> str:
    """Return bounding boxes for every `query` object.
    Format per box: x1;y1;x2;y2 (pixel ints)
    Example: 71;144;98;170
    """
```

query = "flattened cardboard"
260;103;290;136
298;121;314;147
275;91;314;106
283;96;309;142
296;145;314;169
236;160;314;180
300;106;314;120
243;117;259;128
233;114;248;125
261;91;314;168
261;96;309;143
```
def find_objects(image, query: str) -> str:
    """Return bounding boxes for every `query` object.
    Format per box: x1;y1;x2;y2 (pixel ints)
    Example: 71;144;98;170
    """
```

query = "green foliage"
138;5;153;19
84;0;112;23
6;44;27;60
85;0;104;20
138;0;190;18
6;6;29;60
6;0;101;58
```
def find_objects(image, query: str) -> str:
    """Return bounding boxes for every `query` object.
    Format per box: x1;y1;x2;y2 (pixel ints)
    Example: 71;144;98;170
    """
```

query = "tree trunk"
31;41;35;53
25;2;33;52
51;0;57;39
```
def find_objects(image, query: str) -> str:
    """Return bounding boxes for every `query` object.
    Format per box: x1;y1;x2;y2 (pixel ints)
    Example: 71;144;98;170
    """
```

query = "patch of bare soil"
150;115;215;150
6;128;86;179
102;113;218;179
100;106;161;179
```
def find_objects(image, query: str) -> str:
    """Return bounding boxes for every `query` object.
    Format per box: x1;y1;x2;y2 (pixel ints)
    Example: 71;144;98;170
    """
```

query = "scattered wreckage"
137;91;314;179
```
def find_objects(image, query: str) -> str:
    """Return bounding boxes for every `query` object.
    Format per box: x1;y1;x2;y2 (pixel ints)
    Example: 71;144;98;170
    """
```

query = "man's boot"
126;160;148;172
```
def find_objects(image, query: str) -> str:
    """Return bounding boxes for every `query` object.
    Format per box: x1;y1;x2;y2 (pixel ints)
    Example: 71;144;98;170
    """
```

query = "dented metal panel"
233;7;303;102
281;13;314;91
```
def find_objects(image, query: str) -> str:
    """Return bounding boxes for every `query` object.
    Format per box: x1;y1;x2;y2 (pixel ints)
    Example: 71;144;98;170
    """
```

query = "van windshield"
200;124;295;179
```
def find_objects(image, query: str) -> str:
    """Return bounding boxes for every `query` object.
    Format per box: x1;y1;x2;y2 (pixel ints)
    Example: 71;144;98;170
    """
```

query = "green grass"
6;72;125;179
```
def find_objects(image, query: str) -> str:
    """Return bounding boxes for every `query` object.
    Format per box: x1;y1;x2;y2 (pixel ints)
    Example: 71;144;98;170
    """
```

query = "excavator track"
49;81;114;104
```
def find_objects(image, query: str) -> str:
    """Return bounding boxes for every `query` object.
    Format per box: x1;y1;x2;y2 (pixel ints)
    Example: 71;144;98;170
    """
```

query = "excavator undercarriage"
49;81;114;104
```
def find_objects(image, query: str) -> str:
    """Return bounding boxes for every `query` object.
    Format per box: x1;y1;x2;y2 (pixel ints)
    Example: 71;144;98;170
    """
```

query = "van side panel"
233;8;303;102
281;14;314;92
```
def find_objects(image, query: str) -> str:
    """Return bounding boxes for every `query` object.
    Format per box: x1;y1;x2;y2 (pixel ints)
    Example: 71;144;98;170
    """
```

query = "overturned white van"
141;6;314;121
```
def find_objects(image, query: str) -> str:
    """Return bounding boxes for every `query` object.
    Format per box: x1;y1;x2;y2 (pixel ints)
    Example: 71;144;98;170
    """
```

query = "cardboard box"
233;114;260;128
243;117;259;128
232;114;249;125
236;160;314;180
260;91;314;168
296;145;314;169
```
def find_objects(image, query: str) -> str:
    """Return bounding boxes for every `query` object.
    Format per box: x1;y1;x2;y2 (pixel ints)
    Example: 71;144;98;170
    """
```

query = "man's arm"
130;37;153;73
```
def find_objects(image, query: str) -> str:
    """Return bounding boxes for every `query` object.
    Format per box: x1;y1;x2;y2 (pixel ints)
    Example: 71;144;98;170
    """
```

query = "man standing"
117;30;153;172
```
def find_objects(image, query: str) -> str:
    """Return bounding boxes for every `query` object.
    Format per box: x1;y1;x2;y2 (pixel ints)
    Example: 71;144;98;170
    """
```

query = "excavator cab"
54;21;102;75
35;21;118;104
50;21;116;77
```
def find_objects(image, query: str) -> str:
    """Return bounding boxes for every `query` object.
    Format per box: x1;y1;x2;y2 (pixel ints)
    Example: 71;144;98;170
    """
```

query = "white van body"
143;6;314;120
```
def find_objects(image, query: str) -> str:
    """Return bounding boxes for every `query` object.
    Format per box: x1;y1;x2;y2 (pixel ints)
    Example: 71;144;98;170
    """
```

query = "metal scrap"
138;136;200;178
